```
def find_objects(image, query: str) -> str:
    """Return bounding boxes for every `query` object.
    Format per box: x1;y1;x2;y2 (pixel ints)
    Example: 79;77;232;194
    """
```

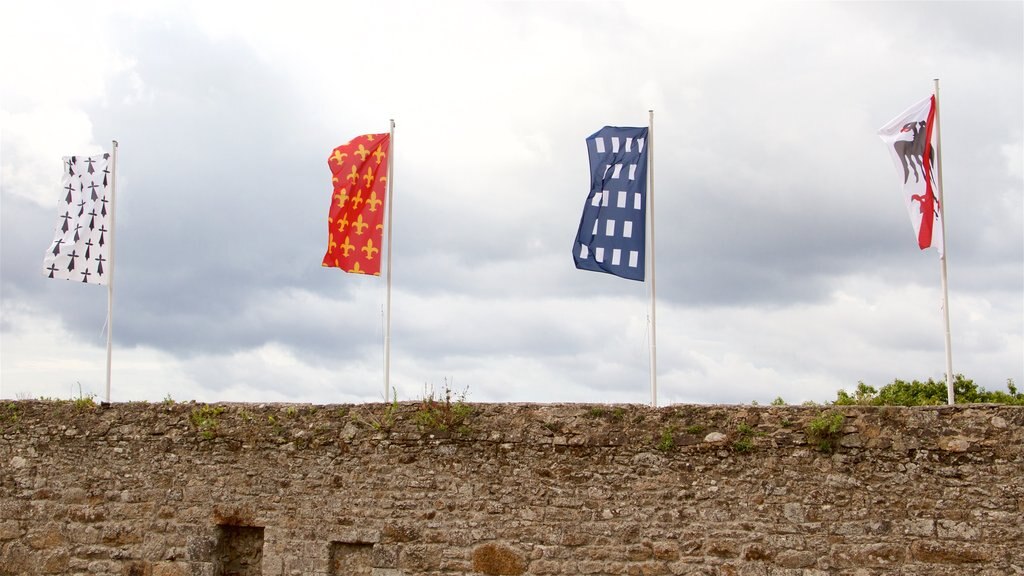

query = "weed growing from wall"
353;390;400;433
655;426;676;452
585;406;626;422
732;422;763;453
0;402;19;427
806;410;845;453
415;381;472;435
190;405;225;440
72;394;97;412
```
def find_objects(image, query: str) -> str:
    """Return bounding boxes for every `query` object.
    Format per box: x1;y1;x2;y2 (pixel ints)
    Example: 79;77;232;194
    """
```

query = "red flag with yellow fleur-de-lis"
322;133;390;275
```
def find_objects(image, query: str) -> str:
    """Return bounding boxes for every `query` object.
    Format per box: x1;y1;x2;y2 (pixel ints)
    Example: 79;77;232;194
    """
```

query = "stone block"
773;550;817;568
909;540;993;564
26;525;66;549
151;561;190;576
903;518;935;536
0;520;22;541
472;543;527;575
652;541;679;561
936;520;980;540
371;543;399;568
830;543;906;567
122;560;153;576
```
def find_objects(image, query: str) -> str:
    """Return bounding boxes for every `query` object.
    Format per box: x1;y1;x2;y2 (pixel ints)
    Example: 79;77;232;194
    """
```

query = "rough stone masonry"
1;401;1022;575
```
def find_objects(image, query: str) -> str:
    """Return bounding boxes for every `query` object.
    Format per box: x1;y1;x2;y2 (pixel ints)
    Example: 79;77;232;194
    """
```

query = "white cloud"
2;1;1020;406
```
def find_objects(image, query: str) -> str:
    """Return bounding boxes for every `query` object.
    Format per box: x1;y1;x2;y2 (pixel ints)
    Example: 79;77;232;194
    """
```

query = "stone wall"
1;401;1021;576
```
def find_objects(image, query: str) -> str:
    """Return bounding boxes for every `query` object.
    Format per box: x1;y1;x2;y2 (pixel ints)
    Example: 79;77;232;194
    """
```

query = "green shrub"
834;375;1024;406
806;410;845;453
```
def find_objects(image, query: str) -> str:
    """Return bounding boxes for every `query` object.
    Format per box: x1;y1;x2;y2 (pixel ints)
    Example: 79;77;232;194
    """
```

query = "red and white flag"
878;96;944;257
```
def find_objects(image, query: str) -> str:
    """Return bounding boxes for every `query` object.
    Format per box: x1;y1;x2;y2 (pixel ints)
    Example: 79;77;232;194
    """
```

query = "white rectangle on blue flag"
572;126;648;281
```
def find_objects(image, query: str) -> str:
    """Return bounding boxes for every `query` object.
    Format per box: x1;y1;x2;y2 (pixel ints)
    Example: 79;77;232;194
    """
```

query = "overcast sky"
2;1;1021;406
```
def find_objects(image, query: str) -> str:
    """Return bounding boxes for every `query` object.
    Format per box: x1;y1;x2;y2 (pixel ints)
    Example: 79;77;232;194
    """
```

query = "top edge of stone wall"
2;401;1021;459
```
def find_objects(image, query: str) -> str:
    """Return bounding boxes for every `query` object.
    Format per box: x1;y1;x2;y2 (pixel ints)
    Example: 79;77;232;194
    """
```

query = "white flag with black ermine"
43;153;112;285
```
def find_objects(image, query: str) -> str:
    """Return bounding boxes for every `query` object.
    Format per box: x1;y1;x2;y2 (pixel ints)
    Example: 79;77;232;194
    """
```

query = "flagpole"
384;119;395;403
932;79;954;405
647;110;658;408
105;139;118;404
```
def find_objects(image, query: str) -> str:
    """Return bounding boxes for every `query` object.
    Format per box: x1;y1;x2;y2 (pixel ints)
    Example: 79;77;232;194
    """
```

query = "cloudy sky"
2;1;1021;406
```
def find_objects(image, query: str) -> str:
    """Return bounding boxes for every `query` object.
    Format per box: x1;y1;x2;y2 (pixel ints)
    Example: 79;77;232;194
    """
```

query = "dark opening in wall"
214;525;264;576
329;542;373;575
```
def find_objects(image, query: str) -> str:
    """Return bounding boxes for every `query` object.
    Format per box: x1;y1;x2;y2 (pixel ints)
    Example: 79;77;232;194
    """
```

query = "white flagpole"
384;120;395;403
647;110;658;407
933;79;954;404
105;139;118;404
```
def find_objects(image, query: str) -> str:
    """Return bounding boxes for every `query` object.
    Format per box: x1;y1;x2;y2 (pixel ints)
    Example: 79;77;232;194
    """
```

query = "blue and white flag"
573;126;648;281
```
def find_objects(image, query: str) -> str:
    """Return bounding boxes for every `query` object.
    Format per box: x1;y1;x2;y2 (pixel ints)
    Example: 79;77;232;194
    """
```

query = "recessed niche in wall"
214;525;265;576
329;542;373;576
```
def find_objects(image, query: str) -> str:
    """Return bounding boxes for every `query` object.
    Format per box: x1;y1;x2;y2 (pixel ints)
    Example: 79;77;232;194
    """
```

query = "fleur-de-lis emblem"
354;144;370;161
337;212;350;232
339;236;355;257
366;191;382;212
346;165;359;184
327;235;338;253
363;167;375;188
351;189;365;209
373;148;385;165
331;149;348;165
334;187;349;206
348;262;365;274
361;238;379;259
351;215;369;235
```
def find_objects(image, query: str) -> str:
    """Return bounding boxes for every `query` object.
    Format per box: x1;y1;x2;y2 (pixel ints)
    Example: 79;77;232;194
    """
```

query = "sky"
1;1;1021;406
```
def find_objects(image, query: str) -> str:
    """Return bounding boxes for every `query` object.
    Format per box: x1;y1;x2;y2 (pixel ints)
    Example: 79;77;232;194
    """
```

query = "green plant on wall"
655;426;676;452
585;406;626;422
415;381;472;434
353;389;400;433
72;394;97;412
806;410;845;453
0;402;19;427
732;422;763;453
190;405;225;440
68;382;97;411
